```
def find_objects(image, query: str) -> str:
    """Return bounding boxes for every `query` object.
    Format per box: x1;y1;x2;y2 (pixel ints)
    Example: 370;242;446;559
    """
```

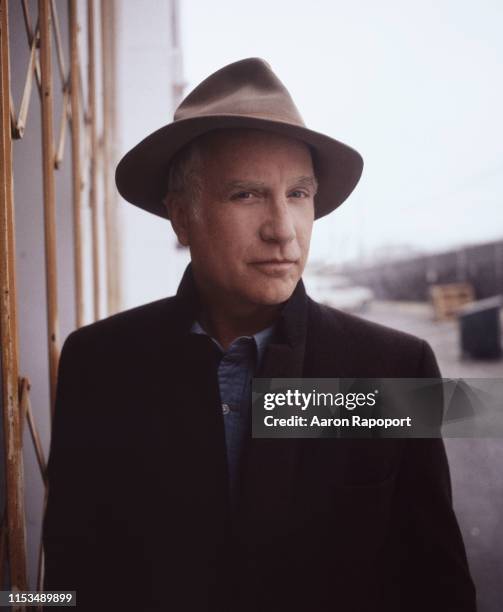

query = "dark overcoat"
43;265;476;611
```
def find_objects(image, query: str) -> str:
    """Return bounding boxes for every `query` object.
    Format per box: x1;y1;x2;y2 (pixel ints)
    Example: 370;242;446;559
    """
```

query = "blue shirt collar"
190;320;275;367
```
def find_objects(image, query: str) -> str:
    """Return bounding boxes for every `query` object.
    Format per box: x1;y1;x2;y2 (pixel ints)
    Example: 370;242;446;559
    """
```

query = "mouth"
250;260;298;275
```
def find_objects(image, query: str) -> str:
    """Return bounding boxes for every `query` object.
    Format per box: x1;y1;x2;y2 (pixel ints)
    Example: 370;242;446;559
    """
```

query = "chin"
246;279;298;306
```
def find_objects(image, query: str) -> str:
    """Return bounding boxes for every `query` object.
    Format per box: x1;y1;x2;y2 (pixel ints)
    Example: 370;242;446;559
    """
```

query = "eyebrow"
223;180;268;192
222;176;318;194
292;175;319;193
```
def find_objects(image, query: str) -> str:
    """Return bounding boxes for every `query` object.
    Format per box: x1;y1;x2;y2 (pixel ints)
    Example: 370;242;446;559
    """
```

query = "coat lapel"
236;280;308;530
141;265;231;523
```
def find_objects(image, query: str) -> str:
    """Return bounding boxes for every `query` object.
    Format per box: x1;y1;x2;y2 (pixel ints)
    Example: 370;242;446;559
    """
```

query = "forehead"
197;128;314;176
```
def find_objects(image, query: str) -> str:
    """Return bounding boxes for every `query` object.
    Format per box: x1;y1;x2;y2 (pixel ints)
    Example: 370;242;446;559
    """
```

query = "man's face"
174;129;316;311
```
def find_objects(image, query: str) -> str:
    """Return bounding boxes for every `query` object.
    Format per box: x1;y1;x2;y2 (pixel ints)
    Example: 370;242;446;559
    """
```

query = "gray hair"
162;138;204;216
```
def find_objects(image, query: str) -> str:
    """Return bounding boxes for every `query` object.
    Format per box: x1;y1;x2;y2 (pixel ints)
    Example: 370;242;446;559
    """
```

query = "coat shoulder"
61;295;179;357
306;298;439;377
309;297;424;347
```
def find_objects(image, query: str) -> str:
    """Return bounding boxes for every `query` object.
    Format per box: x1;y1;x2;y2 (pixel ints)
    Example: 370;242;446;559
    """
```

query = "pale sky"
181;0;503;265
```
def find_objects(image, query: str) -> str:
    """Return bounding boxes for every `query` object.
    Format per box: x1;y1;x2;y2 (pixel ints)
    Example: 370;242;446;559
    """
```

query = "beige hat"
115;57;363;220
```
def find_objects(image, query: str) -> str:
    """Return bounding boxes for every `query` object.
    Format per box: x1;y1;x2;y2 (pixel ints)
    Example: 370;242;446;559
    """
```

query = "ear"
164;194;190;247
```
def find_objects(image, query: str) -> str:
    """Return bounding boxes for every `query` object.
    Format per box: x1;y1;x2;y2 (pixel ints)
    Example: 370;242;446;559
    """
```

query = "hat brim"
115;115;363;220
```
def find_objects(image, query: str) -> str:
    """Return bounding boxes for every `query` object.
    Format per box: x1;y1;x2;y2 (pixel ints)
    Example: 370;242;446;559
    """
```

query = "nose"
259;196;296;245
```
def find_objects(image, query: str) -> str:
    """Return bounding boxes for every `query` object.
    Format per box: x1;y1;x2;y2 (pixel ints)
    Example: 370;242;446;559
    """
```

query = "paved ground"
357;300;503;611
359;300;503;378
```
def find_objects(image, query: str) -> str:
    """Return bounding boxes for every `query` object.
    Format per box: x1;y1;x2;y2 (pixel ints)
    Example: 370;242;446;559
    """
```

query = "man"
43;58;476;611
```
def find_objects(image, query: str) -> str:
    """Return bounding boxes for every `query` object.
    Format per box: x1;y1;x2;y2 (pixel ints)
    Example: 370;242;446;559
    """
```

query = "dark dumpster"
458;296;502;359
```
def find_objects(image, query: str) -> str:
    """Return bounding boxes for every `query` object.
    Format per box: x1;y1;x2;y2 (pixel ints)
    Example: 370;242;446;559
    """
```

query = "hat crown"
174;58;306;127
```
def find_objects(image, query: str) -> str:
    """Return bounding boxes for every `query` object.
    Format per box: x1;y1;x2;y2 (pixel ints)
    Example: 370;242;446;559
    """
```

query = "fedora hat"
115;57;363;220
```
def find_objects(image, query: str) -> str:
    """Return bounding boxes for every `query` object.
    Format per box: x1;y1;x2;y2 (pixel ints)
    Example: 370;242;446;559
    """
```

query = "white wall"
116;0;189;310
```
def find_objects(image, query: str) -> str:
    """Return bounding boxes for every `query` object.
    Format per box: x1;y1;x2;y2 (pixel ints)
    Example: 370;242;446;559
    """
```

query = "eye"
288;190;309;199
231;191;255;201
